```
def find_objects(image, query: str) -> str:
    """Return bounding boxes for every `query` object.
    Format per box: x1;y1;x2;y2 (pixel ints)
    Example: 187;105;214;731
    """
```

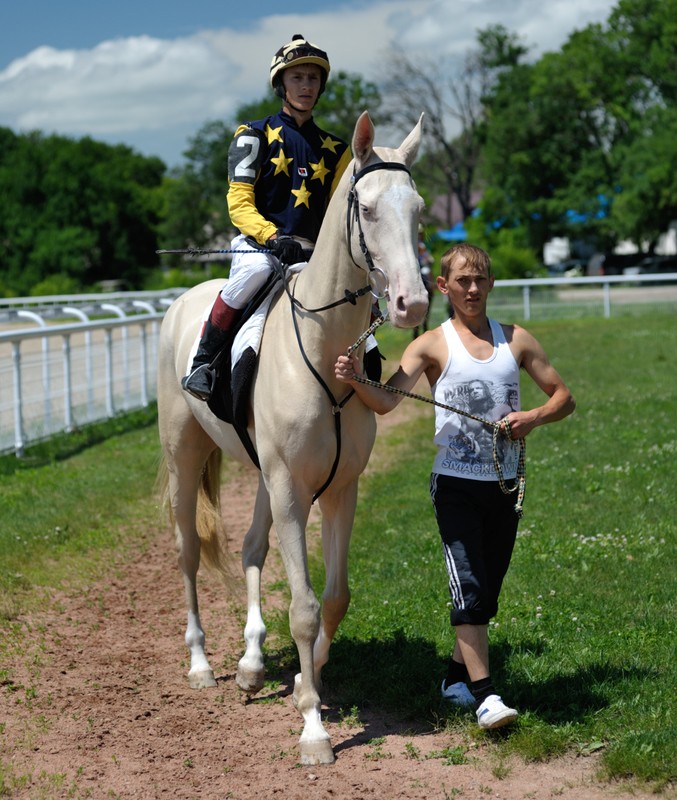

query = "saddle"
203;271;284;469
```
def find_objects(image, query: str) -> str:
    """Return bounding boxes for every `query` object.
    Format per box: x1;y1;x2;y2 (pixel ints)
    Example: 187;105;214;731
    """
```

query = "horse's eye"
360;204;374;220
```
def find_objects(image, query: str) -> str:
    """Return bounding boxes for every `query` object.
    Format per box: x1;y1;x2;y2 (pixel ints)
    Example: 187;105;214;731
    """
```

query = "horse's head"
347;111;429;329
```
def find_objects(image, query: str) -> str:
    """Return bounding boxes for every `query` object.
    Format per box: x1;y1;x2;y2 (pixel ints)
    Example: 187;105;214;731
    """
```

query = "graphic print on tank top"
432;319;520;481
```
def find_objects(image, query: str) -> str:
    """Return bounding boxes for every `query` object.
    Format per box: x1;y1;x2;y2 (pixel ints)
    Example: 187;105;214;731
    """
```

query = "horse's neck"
299;176;368;293
290;230;373;355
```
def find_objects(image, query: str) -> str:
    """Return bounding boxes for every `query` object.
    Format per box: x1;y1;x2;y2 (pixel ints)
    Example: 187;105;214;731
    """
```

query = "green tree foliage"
478;0;677;256
464;188;541;279
0;129;164;295
314;70;387;143
156;120;237;267
612;107;677;246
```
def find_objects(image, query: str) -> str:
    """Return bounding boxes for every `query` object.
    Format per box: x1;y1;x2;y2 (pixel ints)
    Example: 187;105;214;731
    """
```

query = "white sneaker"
476;694;518;729
440;680;475;707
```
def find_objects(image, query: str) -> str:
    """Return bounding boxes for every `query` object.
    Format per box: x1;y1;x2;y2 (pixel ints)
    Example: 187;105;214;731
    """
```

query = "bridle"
345;160;413;299
283;159;413;502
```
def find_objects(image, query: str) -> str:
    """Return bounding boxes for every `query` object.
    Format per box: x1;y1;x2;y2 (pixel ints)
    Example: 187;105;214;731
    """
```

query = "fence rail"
1;276;676;456
0;291;184;456
491;271;677;321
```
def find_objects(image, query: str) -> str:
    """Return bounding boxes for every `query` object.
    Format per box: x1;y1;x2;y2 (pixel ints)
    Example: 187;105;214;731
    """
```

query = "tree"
315;70;387;142
478;0;677;256
611;106;677;247
0;129;165;294
381;26;528;227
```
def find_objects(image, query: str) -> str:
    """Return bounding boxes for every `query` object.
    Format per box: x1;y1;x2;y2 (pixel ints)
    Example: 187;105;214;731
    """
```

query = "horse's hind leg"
164;410;220;689
236;475;273;694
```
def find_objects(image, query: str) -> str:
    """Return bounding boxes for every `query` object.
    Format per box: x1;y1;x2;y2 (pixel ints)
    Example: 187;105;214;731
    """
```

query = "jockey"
182;34;352;400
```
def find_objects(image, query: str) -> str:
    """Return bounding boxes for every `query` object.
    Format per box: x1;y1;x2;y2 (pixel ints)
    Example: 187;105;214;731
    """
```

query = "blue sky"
0;0;348;65
1;0;618;168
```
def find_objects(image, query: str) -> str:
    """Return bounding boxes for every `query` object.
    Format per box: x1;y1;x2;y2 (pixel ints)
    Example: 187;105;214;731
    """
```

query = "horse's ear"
352;111;375;166
397;113;425;169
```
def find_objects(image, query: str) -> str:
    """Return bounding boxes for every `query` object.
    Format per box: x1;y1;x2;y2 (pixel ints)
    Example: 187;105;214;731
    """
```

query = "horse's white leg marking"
236;475;272;694
176;491;219;688
312;480;359;685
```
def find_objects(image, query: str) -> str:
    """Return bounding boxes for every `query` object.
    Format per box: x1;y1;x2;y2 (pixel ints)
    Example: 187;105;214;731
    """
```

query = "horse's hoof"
236;664;265;695
188;669;217;689
299;739;336;766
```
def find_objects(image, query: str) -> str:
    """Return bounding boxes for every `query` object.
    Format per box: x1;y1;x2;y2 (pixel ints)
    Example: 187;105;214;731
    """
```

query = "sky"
0;0;619;169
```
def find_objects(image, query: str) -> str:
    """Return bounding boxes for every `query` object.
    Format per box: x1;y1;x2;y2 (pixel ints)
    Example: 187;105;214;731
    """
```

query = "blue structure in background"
436;221;467;242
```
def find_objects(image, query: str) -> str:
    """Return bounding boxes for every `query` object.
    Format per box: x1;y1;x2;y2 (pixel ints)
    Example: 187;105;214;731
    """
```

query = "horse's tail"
195;449;230;575
156;448;232;578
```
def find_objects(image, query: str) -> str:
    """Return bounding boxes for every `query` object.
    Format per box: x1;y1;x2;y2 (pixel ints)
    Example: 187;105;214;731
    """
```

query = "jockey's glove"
266;235;306;266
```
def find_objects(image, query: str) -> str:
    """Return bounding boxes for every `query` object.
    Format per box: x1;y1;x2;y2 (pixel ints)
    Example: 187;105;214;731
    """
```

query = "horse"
156;110;428;765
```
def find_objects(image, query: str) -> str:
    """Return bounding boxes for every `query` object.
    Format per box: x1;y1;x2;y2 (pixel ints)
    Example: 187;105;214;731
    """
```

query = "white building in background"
543;221;677;268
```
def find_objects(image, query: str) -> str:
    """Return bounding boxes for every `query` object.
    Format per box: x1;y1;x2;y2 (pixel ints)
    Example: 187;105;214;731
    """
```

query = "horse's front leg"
236;474;273;694
313;480;359;685
270;483;334;765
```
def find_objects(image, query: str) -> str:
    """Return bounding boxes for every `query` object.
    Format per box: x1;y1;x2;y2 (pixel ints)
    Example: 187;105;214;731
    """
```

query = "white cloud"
0;0;616;166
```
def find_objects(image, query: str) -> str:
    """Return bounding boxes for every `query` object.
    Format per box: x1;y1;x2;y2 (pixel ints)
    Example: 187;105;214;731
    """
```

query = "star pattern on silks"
265;124;284;145
309;157;330;184
320;135;342;154
292;179;311;208
271;148;293;177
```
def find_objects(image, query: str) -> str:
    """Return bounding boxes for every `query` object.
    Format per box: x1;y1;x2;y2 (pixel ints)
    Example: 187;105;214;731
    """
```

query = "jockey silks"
227;111;351;246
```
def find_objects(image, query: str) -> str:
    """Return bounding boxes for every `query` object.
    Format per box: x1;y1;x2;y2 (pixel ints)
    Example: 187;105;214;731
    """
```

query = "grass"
0;407;162;616
0;312;675;791
308;310;676;789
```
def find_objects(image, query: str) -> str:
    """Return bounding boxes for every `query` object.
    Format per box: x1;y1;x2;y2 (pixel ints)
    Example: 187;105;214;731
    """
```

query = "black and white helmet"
269;34;330;98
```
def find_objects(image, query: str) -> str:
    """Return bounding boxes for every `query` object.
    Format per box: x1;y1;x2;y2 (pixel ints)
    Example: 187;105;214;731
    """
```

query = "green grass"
308;312;676;789
0;407;162;614
0;314;675;790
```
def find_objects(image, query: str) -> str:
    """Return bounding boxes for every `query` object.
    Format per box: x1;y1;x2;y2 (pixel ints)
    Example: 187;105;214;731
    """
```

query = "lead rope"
346;316;526;518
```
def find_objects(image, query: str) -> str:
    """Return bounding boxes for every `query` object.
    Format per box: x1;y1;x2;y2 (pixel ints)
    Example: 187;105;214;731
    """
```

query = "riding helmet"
270;34;330;98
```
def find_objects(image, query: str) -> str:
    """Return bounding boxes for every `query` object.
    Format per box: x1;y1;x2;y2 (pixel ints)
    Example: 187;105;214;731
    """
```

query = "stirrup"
181;365;214;401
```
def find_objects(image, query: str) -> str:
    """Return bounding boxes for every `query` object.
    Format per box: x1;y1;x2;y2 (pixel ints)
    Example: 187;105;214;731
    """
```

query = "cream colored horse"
157;111;427;765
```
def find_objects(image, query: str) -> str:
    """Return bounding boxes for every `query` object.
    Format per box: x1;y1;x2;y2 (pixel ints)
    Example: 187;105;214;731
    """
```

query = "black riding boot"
181;318;232;401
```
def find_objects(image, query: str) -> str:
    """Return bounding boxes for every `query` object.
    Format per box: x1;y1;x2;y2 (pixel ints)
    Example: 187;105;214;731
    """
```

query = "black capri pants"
429;473;519;626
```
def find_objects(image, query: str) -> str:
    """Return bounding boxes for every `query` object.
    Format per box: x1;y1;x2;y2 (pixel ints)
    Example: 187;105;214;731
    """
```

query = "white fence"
0;290;184;455
1;276;676;457
488;272;677;322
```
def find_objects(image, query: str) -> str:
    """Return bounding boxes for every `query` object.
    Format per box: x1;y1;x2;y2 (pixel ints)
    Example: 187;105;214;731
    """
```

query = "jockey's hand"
266;235;306;266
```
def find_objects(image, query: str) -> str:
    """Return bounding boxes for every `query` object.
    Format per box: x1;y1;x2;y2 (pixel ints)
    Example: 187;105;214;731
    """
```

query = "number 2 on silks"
234;136;261;181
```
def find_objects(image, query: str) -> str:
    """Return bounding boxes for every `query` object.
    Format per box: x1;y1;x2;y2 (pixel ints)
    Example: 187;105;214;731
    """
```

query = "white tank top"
431;318;521;481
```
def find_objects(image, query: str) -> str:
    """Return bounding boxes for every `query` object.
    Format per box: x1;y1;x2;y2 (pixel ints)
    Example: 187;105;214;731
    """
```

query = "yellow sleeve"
227;181;278;246
328;148;352;200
